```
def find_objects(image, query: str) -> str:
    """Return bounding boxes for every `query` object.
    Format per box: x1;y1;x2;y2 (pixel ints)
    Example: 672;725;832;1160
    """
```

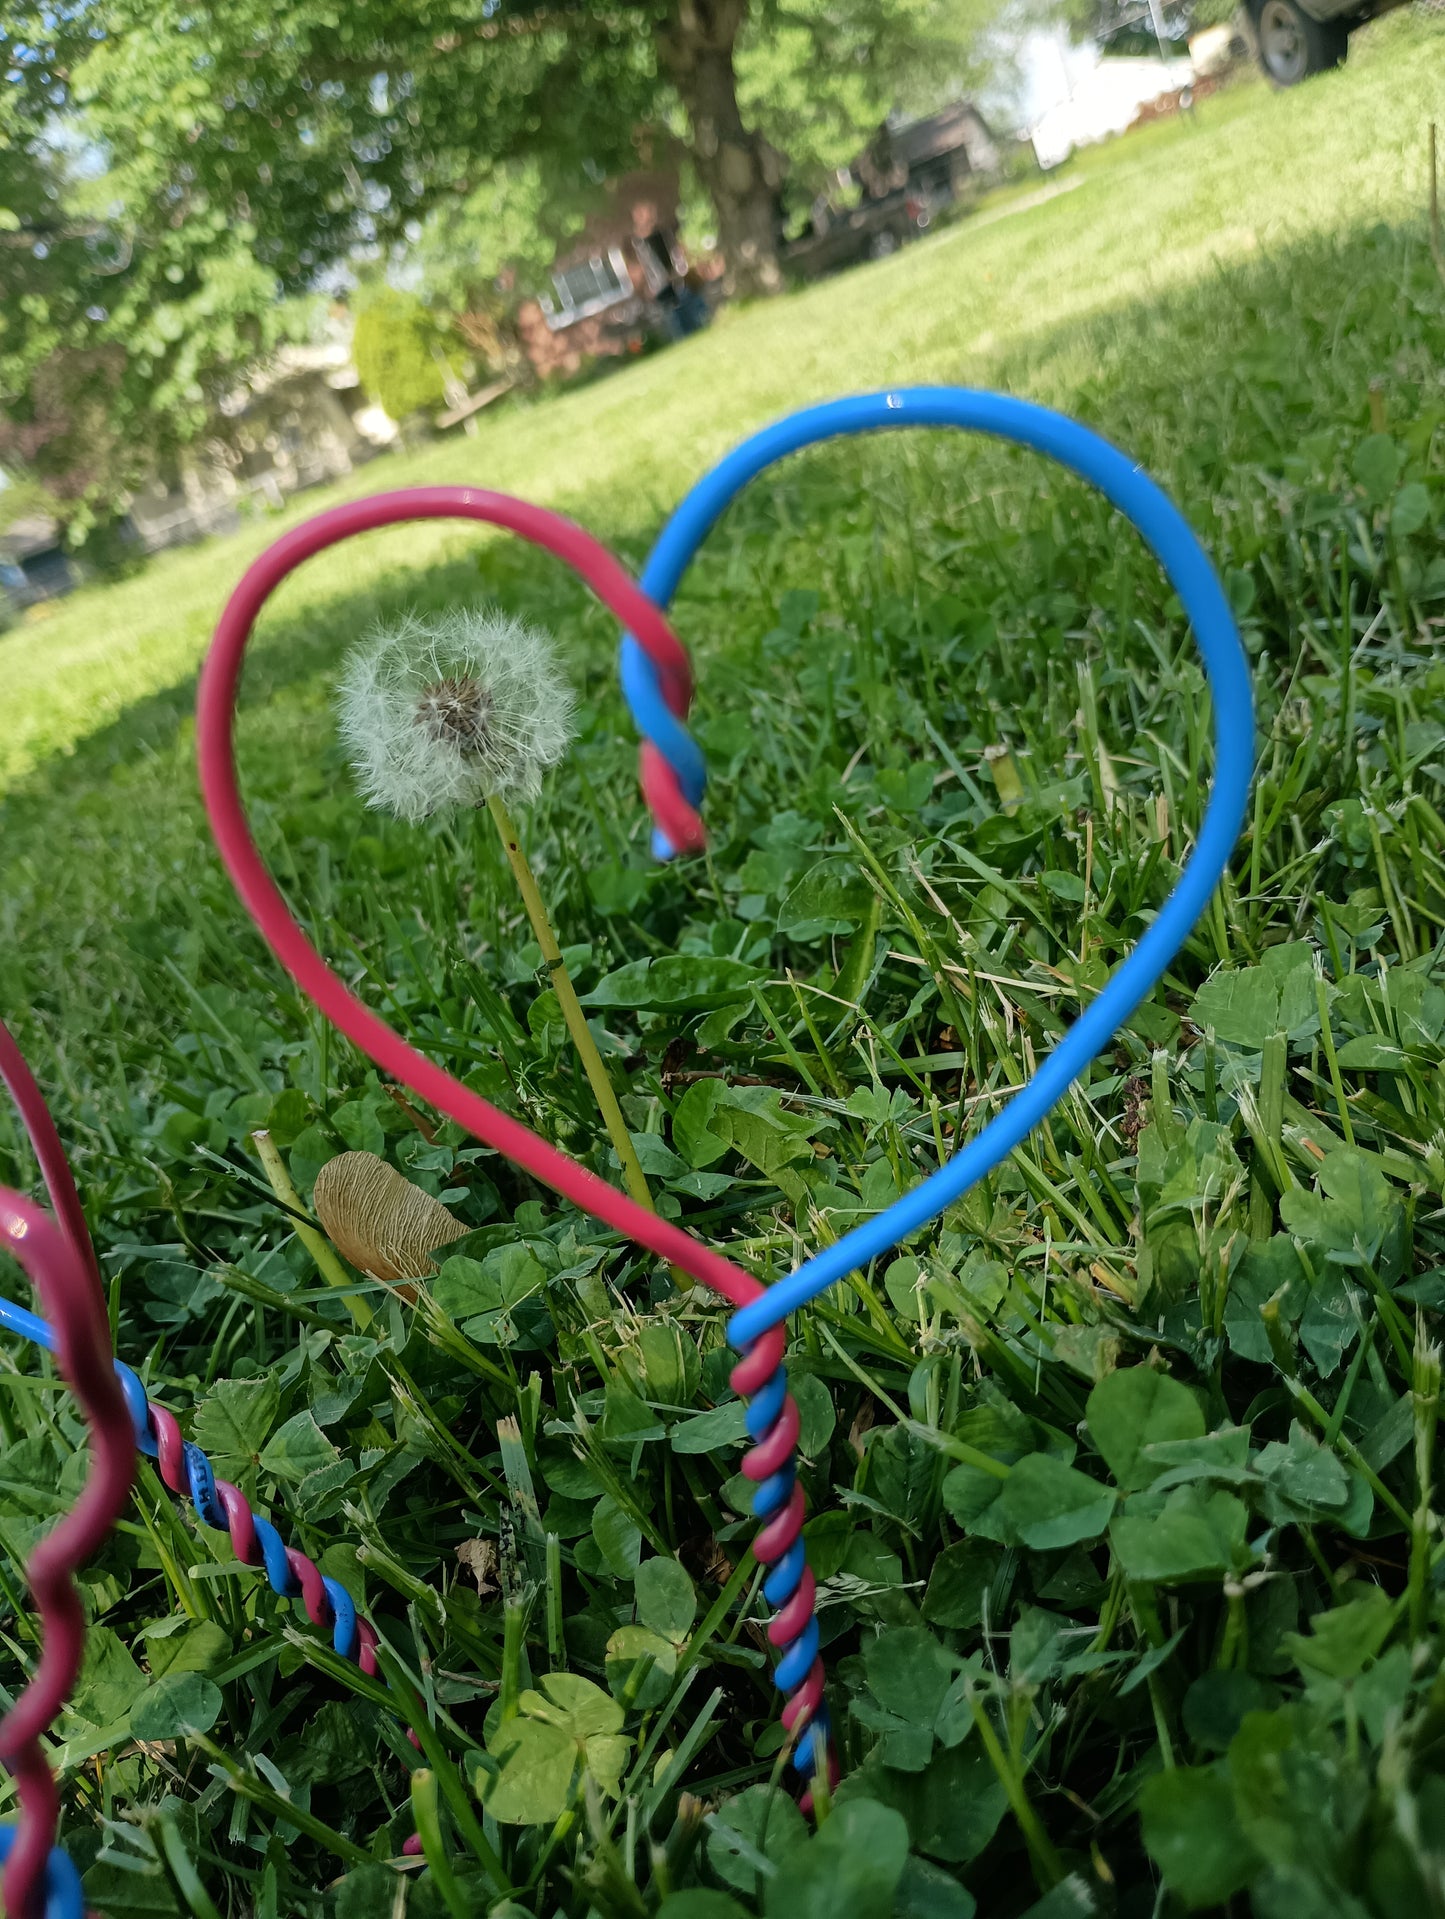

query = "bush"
350;285;450;422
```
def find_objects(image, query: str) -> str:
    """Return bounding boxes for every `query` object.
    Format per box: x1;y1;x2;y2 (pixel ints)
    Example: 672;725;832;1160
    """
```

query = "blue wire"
323;1577;358;1659
0;1308;361;1642
0;1294;56;1352
618;636;708;806
0;1826;84;1919
618;631;709;860
623;388;1254;1347
117;1362;159;1459
185;1442;225;1530
0;1297;158;1457
1;1291;357;1628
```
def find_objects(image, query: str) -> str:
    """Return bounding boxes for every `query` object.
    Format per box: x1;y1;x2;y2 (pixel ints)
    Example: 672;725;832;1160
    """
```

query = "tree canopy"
0;88;316;535
0;0;1005;536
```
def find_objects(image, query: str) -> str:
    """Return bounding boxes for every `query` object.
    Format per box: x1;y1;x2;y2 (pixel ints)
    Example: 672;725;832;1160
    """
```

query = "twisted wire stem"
1;1015;415;1895
143;1399;378;1672
731;1330;834;1800
0;1194;135;1919
620;605;834;1787
136;1389;432;1849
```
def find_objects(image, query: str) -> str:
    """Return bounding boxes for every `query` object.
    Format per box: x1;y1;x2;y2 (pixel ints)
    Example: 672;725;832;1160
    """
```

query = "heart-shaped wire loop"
195;488;831;1782
621;386;1255;1348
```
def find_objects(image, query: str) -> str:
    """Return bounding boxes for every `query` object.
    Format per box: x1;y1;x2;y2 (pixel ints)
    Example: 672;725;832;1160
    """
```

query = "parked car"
783;190;932;282
1243;0;1407;84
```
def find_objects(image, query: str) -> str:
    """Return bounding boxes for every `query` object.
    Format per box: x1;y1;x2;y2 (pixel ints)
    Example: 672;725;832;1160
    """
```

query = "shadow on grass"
0;214;1439;1052
6;215;1442;799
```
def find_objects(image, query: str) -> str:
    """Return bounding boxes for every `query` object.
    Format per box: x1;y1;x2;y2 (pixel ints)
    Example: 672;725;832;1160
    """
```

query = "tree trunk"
654;0;785;298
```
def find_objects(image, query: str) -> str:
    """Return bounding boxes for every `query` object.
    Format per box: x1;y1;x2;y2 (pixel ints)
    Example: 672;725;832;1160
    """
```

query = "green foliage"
737;0;999;200
1;0;657;515
765;1798;910;1915
1140;1767;1258;1908
411;158;595;313
0;24;1443;1917
1;0;1016;488
130;1672;224;1742
1086;1365;1204;1489
349;286;451;423
0;95;318;539
483;1673;631;1823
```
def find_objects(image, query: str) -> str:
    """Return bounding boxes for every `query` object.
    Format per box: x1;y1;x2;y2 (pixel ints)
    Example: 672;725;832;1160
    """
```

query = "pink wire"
195;485;839;1801
196;490;771;1325
0;1023;102;1300
0;1193;135;1919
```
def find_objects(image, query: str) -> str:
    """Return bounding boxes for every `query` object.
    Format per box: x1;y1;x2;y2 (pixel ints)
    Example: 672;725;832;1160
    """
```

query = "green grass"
2;18;1439;792
1;14;1444;1916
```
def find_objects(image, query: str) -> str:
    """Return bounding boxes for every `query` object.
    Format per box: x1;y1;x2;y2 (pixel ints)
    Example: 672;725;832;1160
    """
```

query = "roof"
887;101;994;167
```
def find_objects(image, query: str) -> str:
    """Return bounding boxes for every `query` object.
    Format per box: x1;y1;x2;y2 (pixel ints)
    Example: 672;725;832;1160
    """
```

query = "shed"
856;102;1002;204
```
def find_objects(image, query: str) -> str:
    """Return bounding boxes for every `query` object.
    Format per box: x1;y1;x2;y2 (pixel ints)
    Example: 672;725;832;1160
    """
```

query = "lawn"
1;14;1444;1916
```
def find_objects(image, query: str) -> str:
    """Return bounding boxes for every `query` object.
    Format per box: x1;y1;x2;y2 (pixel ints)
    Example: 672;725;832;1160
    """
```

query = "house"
855;102;1002;206
127;327;395;554
514;168;715;381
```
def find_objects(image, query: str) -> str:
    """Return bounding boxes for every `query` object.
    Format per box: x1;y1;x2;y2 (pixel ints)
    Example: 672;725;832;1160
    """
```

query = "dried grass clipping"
311;1150;467;1296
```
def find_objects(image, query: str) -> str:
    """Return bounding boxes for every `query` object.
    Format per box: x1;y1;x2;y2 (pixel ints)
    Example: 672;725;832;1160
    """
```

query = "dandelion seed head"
336;606;577;823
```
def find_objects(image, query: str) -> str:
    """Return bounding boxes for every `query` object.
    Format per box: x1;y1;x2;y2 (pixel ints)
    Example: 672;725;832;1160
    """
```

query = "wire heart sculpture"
197;404;1252;1797
0;385;1254;1909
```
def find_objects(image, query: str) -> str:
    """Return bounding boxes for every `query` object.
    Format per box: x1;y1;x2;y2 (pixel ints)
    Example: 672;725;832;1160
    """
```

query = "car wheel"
1252;0;1347;83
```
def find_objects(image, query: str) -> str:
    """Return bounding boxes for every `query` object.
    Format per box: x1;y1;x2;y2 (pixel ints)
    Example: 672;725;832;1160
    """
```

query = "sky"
996;23;1193;160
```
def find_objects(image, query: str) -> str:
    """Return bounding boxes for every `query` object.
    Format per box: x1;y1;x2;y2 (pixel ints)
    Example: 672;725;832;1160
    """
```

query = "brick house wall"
516;168;717;380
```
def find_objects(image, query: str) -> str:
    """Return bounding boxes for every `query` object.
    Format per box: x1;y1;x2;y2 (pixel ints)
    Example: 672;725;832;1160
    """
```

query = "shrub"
350;285;450;421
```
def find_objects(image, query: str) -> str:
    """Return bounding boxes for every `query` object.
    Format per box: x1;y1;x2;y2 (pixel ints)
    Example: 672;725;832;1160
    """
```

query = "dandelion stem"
251;1128;373;1329
485;794;656;1216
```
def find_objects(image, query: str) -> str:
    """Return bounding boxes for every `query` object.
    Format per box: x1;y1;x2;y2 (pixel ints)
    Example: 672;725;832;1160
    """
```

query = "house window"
540;249;633;330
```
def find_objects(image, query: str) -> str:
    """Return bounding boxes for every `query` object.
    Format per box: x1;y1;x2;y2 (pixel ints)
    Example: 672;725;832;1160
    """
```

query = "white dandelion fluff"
336;606;577;823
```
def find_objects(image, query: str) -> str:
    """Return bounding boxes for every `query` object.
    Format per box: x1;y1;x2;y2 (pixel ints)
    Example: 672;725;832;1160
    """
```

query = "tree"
0;130;130;523
655;1;789;292
1;0;1006;540
736;0;998;214
0;95;317;538
408;157;603;378
659;0;999;280
1051;0;1233;46
4;0;1003;308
